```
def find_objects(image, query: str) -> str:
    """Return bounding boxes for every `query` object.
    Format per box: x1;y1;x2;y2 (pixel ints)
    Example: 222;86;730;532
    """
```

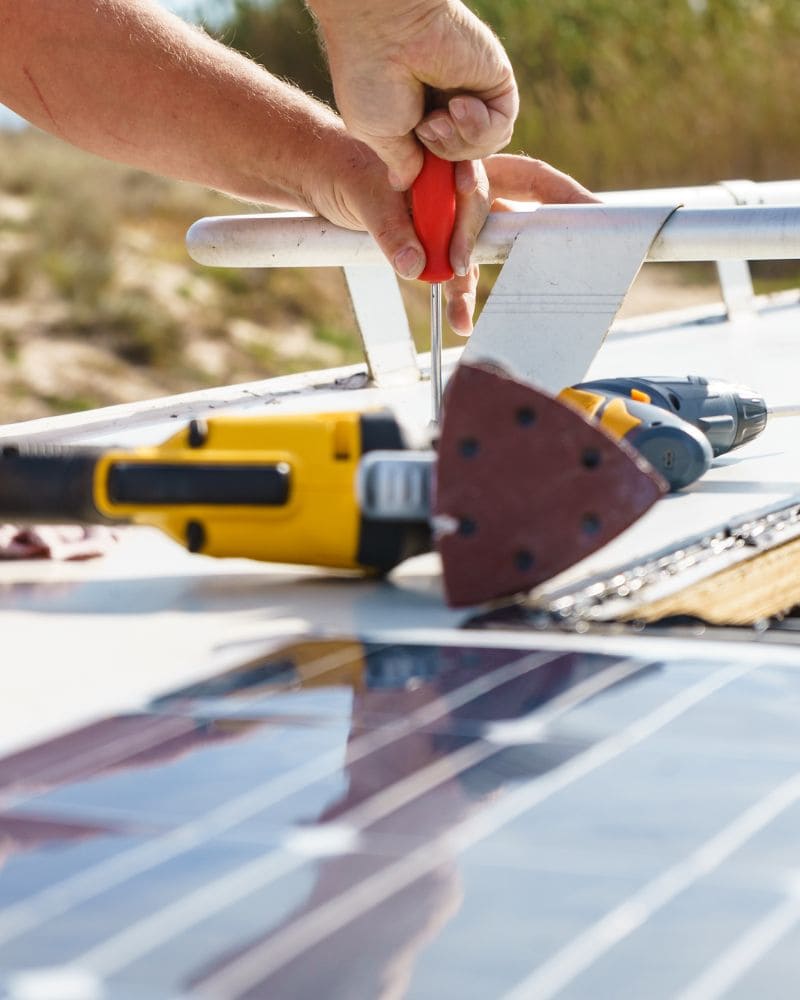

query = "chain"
538;501;800;624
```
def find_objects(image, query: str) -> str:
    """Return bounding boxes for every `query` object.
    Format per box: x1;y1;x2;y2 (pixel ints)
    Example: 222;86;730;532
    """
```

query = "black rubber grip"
0;444;108;522
106;461;291;506
356;412;431;572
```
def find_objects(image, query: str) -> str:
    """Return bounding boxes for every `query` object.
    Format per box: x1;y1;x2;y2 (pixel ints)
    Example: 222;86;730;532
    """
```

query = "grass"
41;392;104;413
0;330;18;364
751;263;800;296
313;324;362;362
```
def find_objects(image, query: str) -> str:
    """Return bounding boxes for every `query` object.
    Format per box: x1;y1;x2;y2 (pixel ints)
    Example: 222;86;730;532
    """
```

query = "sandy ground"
0;253;721;424
617;263;720;318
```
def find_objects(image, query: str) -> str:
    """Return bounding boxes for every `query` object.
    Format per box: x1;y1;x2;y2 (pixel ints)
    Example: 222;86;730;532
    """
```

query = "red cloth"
0;524;118;560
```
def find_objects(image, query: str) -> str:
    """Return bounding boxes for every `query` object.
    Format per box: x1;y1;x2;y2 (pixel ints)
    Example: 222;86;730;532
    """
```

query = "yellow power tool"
0;363;665;606
0;409;430;573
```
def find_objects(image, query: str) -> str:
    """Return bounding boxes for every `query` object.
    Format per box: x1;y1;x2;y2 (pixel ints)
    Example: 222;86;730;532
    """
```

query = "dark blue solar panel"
1;639;799;999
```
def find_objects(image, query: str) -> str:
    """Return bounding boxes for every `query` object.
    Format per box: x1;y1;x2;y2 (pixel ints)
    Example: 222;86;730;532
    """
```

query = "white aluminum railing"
187;203;800;269
601;179;800;317
186;180;800;388
602;179;800;208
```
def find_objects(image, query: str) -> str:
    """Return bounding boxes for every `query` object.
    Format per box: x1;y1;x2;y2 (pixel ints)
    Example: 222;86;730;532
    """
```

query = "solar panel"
2;638;799;998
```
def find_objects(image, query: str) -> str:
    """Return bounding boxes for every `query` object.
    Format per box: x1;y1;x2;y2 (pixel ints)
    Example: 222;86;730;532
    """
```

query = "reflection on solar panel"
1;639;800;998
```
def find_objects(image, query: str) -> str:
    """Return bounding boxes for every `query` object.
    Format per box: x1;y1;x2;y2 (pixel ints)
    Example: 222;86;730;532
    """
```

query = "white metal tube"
600;179;800;208
186;204;800;269
649;206;800;261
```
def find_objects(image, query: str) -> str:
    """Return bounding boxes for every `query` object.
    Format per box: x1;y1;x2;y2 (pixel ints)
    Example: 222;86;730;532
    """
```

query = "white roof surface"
2;289;800;758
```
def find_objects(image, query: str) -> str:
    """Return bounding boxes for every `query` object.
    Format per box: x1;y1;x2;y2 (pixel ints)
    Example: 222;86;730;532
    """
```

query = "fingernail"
430;118;453;140
455;257;469;277
416;124;437;143
394;246;423;279
450;98;468;121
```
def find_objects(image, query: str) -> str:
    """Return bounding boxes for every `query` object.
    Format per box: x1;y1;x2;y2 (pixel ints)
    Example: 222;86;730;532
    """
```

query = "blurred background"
1;0;799;421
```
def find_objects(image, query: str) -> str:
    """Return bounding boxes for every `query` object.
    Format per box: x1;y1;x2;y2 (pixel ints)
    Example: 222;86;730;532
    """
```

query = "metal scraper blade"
434;363;666;607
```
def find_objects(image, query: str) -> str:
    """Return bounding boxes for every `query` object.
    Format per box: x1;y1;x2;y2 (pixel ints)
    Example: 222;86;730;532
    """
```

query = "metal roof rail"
187;193;800;391
599;179;800;320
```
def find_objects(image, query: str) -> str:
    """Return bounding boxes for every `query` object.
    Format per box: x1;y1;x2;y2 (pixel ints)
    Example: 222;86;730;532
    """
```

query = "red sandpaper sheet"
435;363;665;607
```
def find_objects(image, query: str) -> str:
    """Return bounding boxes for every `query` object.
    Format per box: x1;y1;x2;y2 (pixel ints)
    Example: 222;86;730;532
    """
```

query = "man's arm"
0;0;591;331
0;0;429;275
0;0;336;208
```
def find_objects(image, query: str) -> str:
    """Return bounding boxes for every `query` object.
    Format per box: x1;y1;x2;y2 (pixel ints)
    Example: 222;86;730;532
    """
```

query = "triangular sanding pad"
434;363;666;607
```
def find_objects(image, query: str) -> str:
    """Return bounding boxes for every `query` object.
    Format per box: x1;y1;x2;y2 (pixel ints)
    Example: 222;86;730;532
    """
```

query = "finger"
321;135;427;279
353;187;426;280
450;92;516;151
485;154;600;205
328;57;427;190
415;89;516;161
444;264;480;337
449;159;490;278
415;110;460;158
354;131;425;191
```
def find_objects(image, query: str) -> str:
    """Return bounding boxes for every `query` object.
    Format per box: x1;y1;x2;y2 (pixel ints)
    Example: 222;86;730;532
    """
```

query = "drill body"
561;375;769;491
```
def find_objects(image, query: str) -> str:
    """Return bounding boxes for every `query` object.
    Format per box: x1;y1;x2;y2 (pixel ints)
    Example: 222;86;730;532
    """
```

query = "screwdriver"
411;149;457;424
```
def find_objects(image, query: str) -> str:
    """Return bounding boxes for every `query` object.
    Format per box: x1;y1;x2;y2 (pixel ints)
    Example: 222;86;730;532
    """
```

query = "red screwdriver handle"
411;148;456;283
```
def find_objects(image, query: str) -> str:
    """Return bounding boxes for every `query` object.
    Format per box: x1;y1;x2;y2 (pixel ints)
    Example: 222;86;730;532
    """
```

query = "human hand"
306;139;597;335
307;0;519;190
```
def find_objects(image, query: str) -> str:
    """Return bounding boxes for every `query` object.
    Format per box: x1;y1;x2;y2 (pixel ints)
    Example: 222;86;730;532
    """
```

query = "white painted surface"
461;204;677;390
343;264;420;387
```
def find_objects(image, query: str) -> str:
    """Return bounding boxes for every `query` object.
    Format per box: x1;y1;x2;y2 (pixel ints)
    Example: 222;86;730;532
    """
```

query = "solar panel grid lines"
0;715;207;809
500;770;800;1000
0;647;777;998
443;659;758;860
339;657;647;832
189;660;757;1000
67;651;633;978
0;647;556;950
75;844;303;980
480;657;646;747
0;718;198;804
675;888;800;1000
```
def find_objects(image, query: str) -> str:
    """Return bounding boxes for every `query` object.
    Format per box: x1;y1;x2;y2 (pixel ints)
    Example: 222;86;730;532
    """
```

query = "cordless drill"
560;375;769;490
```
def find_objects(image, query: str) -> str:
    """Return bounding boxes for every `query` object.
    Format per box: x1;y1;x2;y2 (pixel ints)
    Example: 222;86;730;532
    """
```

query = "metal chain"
539;502;800;624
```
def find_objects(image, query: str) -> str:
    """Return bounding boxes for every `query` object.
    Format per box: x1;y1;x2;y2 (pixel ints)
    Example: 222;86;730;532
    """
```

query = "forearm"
0;0;344;208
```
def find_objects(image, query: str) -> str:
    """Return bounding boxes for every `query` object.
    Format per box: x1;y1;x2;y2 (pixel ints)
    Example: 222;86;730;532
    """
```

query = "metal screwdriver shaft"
430;282;443;421
411;149;456;426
